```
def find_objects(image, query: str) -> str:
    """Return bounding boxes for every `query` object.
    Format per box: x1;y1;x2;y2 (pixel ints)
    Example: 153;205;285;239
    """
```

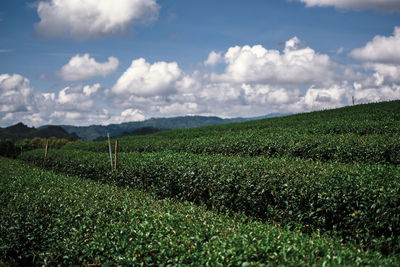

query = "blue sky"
0;0;399;126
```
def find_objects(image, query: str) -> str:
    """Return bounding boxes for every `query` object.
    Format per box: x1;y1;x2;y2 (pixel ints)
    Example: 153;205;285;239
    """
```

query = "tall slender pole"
107;133;113;171
44;139;49;160
114;139;118;170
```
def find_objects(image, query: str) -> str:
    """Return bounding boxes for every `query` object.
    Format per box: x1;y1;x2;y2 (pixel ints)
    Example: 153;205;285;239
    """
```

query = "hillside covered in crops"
2;100;400;265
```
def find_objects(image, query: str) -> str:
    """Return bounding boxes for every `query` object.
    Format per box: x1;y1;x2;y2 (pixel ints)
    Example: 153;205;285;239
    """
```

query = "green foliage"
16;136;81;151
1;157;398;266
19;149;400;254
0;137;82;158
0;139;16;157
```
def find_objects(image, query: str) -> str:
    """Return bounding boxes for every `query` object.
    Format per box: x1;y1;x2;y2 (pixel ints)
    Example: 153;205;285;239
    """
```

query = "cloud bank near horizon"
1;27;400;127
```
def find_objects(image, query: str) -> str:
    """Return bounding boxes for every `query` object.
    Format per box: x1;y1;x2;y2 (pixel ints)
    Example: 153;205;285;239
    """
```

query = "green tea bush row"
19;149;400;254
215;100;400;135
3;157;399;266
66;132;400;165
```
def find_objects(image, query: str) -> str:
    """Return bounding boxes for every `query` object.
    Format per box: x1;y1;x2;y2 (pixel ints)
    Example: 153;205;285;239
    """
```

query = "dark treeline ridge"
93;126;162;141
0;122;79;141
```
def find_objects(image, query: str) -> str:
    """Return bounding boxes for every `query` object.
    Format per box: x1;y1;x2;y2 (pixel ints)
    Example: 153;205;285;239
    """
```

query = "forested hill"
0;123;79;141
58;114;289;141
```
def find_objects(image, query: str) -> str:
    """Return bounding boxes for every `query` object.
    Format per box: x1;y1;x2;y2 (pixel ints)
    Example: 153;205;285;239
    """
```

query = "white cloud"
59;54;119;81
366;63;400;84
103;108;145;125
0;74;34;114
350;27;400;86
336;47;344;55
158;102;199;116
302;84;352;110
204;51;223;66
56;84;103;113
354;84;400;103
35;0;160;40
241;84;300;105
300;0;400;12
350;27;400;64
0;73;113;127
83;83;100;96
212;37;335;86
112;58;184;97
42;93;55;101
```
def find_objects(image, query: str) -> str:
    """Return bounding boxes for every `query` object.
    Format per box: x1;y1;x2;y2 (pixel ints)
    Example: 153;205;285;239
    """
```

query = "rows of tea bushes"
65;100;400;165
4;157;399;266
66;131;400;165
228;100;399;135
19;149;400;254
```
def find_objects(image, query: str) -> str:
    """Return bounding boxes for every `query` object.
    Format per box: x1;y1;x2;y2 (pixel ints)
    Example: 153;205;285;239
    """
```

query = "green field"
2;100;400;265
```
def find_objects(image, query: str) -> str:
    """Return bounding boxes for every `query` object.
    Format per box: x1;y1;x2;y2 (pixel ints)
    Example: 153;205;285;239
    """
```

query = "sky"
0;0;400;127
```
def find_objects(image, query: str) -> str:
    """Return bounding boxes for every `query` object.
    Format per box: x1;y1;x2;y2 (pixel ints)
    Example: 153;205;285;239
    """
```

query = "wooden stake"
114;139;118;170
44;140;49;160
107;133;113;171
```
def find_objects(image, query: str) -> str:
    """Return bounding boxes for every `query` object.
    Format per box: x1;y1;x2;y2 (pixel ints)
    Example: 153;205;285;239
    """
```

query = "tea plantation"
1;158;399;266
2;100;400;265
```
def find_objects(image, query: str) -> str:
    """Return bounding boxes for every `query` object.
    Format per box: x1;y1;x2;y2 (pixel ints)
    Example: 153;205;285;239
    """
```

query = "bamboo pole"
44;140;49;160
114;139;118;170
107;133;113;171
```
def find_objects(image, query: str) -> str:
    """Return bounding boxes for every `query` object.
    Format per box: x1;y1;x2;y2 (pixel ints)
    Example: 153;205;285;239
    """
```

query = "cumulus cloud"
204;51;223;66
59;54;119;81
354;84;400;103
158;102;199;116
302;84;353;110
104;108;146;125
56;84;98;111
40;83;110;125
0;73;113;127
212;37;335;87
0;74;34;114
350;27;400;64
350;27;400;86
112;58;185;97
35;0;160;40
300;0;400;12
104;36;399;119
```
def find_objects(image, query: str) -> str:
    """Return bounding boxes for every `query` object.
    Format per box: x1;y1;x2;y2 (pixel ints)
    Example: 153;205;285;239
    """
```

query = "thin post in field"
107;133;113;171
114;139;118;170
44;139;49;160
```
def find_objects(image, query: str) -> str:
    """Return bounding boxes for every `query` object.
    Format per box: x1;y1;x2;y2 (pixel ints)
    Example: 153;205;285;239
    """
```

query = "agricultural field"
2;100;400;265
66;101;400;165
1;158;399;266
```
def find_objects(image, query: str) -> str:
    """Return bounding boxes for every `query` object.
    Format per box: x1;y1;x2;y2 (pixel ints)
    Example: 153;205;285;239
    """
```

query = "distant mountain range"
2;113;290;141
0;123;79;141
